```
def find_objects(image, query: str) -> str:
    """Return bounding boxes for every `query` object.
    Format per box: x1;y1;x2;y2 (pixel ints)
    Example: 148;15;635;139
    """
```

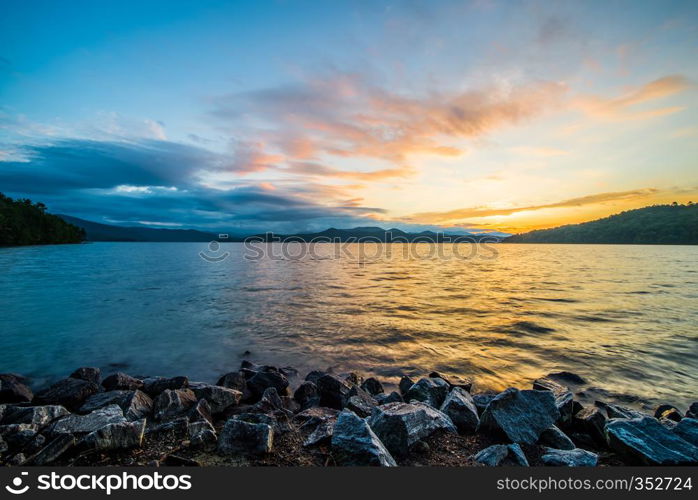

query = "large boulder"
331;410;396;466
188;420;217;450
605;417;698;465
0;424;40;450
316;374;352;409
404;377;450;408
429;372;473;392
69;367;101;386
440;387;479;434
672;418;698;447
152;389;197;421
0;374;33;403
142;376;188;397
541;447;598;466
361;377;384;396
293;381;319;409
303;418;335;447
472;393;496;415
573;406;607;444
345;386;377;418
102;372;143;391
2;405;70;426
80;390;152;421
472;443;528;466
218;419;273;455
47;404;126;436
216;371;249;400
479;388;559;444
600;403;646;420
367;401;456;457
538;425;575;450
532;377;574;423
188;383;241;415
34;378;100;411
398;376;414;396
27;434;76;465
246;367;289;401
375;391;403;405
81;419;146;450
188;399;213;425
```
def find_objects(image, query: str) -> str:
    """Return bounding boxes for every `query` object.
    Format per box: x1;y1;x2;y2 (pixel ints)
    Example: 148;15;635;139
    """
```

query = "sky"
1;0;697;235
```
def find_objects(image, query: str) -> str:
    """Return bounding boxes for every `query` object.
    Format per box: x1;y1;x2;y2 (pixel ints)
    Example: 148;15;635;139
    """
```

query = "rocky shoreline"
1;363;697;467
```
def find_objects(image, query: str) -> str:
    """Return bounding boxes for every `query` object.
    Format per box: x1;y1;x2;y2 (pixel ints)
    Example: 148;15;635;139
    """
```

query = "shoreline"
1;363;696;467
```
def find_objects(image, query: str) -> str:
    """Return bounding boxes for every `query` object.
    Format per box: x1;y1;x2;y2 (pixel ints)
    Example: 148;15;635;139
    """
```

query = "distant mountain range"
58;216;501;243
504;203;698;244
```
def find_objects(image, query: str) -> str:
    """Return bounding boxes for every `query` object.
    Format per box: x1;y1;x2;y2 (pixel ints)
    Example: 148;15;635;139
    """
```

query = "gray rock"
538;425;575;450
70;367;102;386
687;402;698;419
605;417;698;465
2;405;70;426
673;418;698;447
146;417;188;437
218;418;273;455
429;371;473;392
47;404;126;436
361;377;384;396
541;447;598;466
480;388;559;444
7;453;26;466
27;434;76;465
440;387;479;434
188;383;241;414
375;391;403;405
0;435;6;453
472;393;496;415
345;386;377;418
142;376;188;396
574;406;607;444
80;390;152;421
304;370;327;384
293;381;319;409
404;377;450;408
235;412;291;435
600;403;646;420
34;378;100;411
152;389;197;421
188;420;217;450
331;410;396;466
532;377;574;423
188;399;213;425
303;419;335;447
217;371;249;399
398;376;414;396
247;367;289;401
0;423;39;449
0;374;33;404
472;443;528;466
102;372;143;391
81;419;146;450
316;374;352;409
367;401;456;456
251;386;286;413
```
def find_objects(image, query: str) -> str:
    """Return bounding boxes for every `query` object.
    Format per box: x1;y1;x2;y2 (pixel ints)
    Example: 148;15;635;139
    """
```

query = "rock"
375;391;403;405
343;372;363;386
687;402;698;419
538;425;575;450
216;371;249;399
0;374;33;403
605;417;698;465
293;381;319;409
47;404;126;436
541;447;598;466
480;388;559;445
472;444;529;466
316;374;351;409
574;406;607;444
367;401;456;457
345;386;377;418
600;403;646;420
303;419;335;447
247;367;289;401
429;371;473;392
80;390;152;421
188;383;241;415
102;372;143;391
188;420;217;450
361;377;384;396
532;377;574;423
331;410;396;466
146;417;188;437
34;378;100;411
472;393;496;415
249;387;286;414
81;419;146;450
0;424;39;449
279;366;299;378
547;372;587;385
0;435;6;453
655;405;682;422
188;399;213;425
142;376;188;396
27;434;76;465
673;418;698;447
2;405;70;426
404;377;450;408
398;376;414;396
236;412;291;435
440;387;479;434
304;370;326;384
8;453;26;465
152;389;197;421
69;367;101;386
218;418;273;455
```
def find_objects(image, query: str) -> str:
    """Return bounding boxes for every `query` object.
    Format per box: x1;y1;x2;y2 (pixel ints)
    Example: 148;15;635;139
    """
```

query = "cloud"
404;188;661;224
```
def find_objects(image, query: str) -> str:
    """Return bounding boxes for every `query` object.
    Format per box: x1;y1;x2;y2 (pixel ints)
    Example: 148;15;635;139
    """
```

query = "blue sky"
1;0;697;234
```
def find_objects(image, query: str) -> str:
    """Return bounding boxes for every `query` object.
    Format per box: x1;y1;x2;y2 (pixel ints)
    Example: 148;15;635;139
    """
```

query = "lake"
1;242;696;409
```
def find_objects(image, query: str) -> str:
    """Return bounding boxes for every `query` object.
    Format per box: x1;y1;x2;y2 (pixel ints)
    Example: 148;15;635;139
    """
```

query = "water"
1;242;696;409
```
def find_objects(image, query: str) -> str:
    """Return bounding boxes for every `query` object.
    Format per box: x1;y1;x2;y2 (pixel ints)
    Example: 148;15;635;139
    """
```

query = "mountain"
504;203;698;244
58;215;228;242
0;193;85;246
251;227;500;242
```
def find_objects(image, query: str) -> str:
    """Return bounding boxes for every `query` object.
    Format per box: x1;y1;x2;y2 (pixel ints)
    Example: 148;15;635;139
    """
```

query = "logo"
5;472;29;495
199;240;230;263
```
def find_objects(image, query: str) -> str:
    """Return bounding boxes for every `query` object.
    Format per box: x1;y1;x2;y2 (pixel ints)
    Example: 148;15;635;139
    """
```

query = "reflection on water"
1;242;696;408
